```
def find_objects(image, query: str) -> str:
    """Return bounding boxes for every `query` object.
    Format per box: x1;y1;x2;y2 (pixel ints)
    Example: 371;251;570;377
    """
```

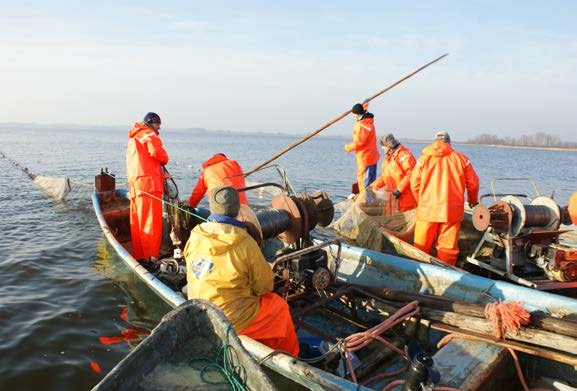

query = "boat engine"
274;248;331;291
467;195;577;289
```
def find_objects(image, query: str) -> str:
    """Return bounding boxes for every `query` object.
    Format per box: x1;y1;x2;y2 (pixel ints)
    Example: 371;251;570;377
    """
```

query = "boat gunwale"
92;189;367;390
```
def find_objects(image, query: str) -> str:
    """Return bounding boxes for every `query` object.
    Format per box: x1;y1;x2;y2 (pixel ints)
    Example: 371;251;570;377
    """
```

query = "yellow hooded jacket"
184;221;274;331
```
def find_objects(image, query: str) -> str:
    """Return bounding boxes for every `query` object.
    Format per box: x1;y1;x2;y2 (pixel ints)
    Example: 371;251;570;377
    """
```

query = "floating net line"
32;175;94;203
1;150;94;207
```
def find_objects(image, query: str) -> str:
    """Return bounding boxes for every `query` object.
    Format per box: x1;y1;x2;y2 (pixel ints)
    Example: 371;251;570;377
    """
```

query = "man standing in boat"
184;186;299;356
370;133;417;214
410;131;479;266
126;112;169;261
344;103;380;194
188;153;248;207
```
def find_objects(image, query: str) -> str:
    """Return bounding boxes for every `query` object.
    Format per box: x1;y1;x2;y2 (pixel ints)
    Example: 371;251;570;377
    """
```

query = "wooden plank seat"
433;338;519;390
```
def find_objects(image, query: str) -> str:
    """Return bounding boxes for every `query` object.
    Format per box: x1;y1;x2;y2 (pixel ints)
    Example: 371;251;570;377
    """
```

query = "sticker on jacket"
189;257;214;279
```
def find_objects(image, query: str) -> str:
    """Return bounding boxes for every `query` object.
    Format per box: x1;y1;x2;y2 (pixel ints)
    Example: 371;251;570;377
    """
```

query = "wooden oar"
246;53;448;175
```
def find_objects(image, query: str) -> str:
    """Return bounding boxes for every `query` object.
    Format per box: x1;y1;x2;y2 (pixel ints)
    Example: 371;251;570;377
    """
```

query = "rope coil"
484;300;530;340
188;324;248;391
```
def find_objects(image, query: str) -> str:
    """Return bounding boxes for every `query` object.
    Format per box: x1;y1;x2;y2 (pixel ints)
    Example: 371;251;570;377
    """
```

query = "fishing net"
162;166;179;200
162;201;207;253
32;175;94;204
329;188;416;252
1;152;94;206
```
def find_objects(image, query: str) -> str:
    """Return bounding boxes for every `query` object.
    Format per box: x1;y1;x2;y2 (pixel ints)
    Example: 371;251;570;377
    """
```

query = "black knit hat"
208;186;240;217
351;103;365;115
143;112;161;125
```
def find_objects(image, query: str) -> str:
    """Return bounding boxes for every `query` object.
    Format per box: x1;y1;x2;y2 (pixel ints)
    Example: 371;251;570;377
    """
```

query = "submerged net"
32;175;94;203
2;152;94;206
329;188;416;252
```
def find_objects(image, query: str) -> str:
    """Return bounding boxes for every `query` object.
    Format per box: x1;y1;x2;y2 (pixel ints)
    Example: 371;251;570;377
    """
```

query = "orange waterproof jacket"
371;144;417;210
411;141;479;223
189;154;248;207
345;113;380;167
568;191;577;225
126;122;169;196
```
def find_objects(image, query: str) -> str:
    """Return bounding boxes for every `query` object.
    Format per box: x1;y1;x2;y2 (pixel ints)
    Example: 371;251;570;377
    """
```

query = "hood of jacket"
421;141;453;157
128;122;155;138
202;154;228;169
358;112;374;121
187;222;249;256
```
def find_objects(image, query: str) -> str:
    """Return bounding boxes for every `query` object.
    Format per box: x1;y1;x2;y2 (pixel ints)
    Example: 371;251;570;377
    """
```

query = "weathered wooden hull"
92;300;276;390
332;240;577;317
93;189;577;390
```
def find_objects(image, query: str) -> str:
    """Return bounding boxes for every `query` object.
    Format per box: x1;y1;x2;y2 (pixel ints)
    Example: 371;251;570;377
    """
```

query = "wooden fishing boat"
92;299;276;390
328;189;481;273
93;170;577;390
329;182;577;292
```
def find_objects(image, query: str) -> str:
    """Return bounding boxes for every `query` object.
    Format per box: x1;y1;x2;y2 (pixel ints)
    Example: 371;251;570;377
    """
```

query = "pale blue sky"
2;1;577;141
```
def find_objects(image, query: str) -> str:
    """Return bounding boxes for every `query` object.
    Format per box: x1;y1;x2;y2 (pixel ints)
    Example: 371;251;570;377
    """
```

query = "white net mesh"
33;175;94;204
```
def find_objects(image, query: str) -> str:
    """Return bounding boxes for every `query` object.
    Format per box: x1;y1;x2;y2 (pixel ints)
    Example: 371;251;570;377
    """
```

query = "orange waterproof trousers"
129;192;163;260
238;292;300;357
413;221;461;266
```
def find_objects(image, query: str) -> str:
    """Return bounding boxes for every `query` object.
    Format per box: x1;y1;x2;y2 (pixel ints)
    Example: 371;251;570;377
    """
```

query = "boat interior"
94;170;577;390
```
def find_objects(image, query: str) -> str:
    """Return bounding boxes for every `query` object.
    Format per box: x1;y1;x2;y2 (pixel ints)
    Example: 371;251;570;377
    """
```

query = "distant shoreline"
459;142;577;152
402;139;577;152
2;123;576;151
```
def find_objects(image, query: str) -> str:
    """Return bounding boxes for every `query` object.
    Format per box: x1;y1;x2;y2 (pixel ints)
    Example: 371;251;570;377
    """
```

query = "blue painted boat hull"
93;189;577;390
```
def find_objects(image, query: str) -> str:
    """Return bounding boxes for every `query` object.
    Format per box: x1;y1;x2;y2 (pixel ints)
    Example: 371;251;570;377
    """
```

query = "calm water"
1;124;576;390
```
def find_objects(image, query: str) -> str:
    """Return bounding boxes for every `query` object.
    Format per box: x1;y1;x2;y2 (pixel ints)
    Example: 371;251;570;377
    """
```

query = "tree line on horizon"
467;132;577;149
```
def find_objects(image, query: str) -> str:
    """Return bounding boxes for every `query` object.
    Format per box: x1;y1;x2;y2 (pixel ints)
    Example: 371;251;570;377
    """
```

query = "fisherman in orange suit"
410;131;479;266
184;186;299;356
370;133;417;213
188;153;248;207
126;112;169;261
344;103;380;194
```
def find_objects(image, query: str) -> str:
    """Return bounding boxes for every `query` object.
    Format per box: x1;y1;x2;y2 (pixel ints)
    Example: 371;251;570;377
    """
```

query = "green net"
329;188;416;252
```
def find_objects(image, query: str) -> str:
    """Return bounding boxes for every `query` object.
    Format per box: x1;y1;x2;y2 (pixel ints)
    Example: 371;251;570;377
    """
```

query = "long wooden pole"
359;295;577;359
432;323;577;367
365;287;577;339
246;53;448;175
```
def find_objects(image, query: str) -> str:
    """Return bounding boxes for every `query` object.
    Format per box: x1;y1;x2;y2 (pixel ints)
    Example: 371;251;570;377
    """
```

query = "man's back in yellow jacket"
184;220;274;331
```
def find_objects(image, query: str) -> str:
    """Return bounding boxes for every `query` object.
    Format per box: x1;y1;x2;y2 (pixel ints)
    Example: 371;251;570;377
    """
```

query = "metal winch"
237;187;337;292
467;191;577;290
238;190;334;246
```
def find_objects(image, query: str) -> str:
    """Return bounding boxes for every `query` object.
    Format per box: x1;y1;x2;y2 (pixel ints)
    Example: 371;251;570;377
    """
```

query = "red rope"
507;348;551;391
380;379;461;391
484;300;530;340
343;300;420;383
